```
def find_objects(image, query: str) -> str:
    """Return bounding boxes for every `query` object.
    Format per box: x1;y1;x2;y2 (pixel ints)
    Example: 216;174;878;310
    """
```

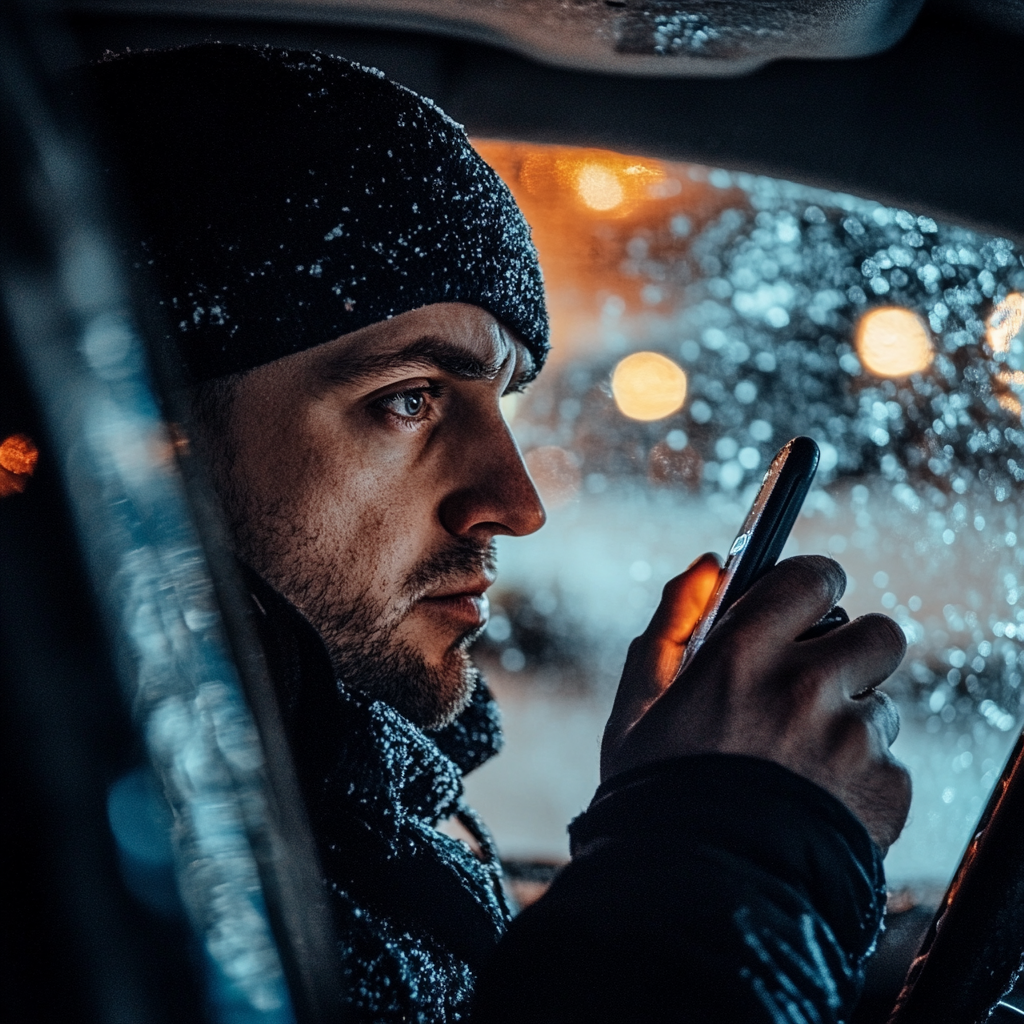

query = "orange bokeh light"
996;369;1024;417
612;351;688;421
575;163;625;211
0;433;39;498
472;141;742;366
855;307;934;378
0;433;39;475
514;148;666;220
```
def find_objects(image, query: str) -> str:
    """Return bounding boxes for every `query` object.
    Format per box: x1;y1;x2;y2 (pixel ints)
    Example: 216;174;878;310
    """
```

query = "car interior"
2;1;1023;1022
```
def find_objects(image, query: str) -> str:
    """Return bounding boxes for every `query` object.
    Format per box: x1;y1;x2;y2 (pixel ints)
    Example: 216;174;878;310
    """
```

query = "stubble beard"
320;552;489;731
229;492;494;731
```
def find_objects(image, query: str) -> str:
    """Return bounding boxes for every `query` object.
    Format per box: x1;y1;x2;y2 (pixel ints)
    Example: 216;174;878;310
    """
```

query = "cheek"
297;446;441;593
228;399;324;509
231;397;446;592
343;472;438;576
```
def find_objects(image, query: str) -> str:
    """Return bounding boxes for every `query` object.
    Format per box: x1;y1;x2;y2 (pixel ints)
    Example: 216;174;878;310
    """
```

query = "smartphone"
678;435;821;672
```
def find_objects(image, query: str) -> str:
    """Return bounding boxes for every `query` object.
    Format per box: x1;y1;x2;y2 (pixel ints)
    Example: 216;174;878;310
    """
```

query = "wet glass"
465;141;1024;889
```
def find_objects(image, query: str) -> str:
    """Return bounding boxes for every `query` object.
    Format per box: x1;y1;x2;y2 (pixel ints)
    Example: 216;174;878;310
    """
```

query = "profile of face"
205;303;546;729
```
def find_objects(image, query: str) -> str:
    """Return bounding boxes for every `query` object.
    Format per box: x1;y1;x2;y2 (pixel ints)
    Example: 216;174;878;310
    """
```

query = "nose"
438;415;546;540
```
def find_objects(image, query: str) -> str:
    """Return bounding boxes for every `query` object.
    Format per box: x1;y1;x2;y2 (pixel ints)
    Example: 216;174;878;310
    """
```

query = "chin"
414;654;478;731
334;636;478;732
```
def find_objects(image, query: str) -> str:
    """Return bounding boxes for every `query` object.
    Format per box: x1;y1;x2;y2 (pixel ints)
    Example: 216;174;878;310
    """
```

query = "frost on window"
466;142;1024;885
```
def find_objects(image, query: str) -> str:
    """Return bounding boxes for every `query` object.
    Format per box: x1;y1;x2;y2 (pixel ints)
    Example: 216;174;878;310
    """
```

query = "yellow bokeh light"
576;163;625;211
855;307;934;378
987;293;1024;353
611;351;688;421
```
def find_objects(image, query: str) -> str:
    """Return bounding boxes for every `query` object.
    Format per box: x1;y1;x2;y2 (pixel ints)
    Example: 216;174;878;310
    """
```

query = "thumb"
644;552;723;651
604;552;721;753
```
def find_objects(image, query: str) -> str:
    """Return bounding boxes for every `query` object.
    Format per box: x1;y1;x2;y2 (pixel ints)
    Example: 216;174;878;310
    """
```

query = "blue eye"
385;390;427;418
399;392;424;416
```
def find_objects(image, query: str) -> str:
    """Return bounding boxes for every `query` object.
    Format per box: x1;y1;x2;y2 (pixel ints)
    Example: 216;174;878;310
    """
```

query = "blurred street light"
856;307;934;377
612;351;688;420
575;163;625;211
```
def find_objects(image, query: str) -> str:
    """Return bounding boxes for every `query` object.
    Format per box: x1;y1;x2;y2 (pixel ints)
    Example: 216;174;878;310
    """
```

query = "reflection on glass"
0;433;39;497
467;141;1024;889
524;445;582;508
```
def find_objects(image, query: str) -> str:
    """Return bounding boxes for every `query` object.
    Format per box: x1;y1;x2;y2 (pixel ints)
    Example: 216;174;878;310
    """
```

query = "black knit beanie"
84;45;549;383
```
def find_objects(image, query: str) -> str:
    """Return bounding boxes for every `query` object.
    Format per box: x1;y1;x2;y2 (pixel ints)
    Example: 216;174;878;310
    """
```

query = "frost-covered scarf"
247;567;510;1022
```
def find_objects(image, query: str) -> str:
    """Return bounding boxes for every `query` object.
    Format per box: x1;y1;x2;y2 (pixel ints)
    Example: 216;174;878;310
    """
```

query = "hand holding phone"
601;434;908;851
679;435;827;672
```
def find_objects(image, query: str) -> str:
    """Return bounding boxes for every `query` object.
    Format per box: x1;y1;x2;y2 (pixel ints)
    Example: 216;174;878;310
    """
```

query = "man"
88;45;910;1022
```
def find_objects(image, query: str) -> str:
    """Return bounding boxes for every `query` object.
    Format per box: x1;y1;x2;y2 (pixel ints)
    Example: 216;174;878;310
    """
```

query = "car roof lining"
63;3;1024;240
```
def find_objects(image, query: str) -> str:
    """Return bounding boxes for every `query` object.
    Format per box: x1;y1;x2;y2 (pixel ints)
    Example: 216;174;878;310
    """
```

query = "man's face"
212;303;545;729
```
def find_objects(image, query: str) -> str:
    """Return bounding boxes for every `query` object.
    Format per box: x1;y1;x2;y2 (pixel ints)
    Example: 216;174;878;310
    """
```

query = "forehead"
303;302;534;387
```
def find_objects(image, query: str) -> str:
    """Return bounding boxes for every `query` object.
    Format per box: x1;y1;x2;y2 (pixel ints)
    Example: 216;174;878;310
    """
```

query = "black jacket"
247;571;886;1023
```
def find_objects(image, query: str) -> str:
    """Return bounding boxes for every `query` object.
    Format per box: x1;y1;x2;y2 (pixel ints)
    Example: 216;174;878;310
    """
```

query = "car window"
466;141;1024;892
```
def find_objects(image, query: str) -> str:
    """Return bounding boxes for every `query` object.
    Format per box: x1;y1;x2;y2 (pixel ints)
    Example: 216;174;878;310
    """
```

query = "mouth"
418;579;492;631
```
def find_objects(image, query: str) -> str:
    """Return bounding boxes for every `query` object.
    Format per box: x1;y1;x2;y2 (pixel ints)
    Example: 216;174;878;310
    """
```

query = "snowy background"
466;143;1024;886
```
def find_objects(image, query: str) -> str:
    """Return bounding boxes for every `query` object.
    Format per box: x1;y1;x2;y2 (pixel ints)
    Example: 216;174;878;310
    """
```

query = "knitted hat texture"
86;45;550;382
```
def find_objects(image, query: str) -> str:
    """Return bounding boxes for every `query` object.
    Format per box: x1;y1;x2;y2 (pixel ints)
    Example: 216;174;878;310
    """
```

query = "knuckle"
795;657;834;699
873;759;913;819
856;693;900;747
777;555;846;606
894;765;913;811
661;574;687;602
827;710;871;762
886;758;912;799
859;613;908;662
871;690;901;739
842;751;912;852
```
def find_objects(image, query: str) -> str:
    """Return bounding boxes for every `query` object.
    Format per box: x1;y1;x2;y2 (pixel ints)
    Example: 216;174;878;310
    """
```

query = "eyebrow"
316;334;536;390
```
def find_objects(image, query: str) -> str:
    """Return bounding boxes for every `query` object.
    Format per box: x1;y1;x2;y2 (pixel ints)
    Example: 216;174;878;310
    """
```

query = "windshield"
465;140;1024;889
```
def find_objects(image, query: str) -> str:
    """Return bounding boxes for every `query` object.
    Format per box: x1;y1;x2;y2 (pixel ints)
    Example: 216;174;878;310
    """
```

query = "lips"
419;583;491;631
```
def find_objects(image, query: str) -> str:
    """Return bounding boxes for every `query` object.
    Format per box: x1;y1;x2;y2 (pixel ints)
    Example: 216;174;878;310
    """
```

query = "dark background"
62;3;1024;241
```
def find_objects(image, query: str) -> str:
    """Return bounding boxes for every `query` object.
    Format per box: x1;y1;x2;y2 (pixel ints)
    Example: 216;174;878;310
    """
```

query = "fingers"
836;688;901;750
715;556;847;657
644;553;723;649
602;553;721;764
624;551;721;700
798;612;907;700
796;605;850;642
811;688;908;851
865;757;913;853
603;549;913;849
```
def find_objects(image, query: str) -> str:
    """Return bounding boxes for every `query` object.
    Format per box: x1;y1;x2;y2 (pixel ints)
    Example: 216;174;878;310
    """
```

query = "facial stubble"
323;540;495;729
230;488;494;730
